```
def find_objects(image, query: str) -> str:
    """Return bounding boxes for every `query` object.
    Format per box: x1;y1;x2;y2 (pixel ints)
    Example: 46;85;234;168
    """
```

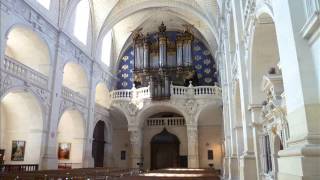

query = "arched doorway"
150;128;180;170
92;121;106;167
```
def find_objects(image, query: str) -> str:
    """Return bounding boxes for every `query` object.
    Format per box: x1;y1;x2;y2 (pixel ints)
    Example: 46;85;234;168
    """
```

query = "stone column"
231;0;257;179
271;0;320;179
82;64;100;168
41;35;66;169
249;105;263;180
128;126;143;168
187;124;199;168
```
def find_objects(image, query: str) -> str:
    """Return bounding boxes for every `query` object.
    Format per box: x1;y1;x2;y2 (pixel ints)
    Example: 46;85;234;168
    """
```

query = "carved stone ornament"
130;130;142;146
185;99;198;115
117;101;139;116
0;75;13;95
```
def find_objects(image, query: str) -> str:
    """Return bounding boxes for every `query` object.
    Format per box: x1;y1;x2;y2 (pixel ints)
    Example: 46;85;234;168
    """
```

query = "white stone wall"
219;0;320;180
1;0;319;179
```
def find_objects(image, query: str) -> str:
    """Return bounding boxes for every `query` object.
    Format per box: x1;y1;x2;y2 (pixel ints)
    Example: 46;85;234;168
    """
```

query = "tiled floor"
121;168;220;180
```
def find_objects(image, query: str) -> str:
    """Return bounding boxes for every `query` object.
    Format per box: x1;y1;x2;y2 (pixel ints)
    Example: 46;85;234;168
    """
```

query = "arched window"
73;0;90;44
37;0;51;9
101;30;112;66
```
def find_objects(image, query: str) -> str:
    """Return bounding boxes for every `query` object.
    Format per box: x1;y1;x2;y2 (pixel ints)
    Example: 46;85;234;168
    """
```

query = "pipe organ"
132;22;195;100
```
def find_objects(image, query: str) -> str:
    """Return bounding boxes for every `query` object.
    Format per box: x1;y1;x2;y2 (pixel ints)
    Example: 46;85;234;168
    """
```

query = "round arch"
5;25;51;76
0;89;45;165
95;82;112;109
136;103;187;128
92;120;106;167
62;62;89;96
248;12;281;104
196;103;223;169
150;128;180;170
57;108;86;169
99;1;218;42
108;106;130;168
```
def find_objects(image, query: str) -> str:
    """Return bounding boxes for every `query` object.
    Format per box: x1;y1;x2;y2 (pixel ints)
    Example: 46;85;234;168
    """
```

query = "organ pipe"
132;22;194;100
176;39;183;66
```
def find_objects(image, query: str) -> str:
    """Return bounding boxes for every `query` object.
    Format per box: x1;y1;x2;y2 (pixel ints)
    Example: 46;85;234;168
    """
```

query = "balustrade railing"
111;84;221;101
134;86;150;99
171;85;222;98
111;89;133;100
146;117;185;127
61;86;87;105
3;56;48;88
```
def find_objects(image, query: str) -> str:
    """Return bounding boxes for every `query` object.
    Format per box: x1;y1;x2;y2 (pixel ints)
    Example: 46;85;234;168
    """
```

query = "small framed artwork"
58;143;71;160
11;140;26;161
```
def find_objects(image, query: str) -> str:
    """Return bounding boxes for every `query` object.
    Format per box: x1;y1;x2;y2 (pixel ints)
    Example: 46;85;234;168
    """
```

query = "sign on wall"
11;140;26;161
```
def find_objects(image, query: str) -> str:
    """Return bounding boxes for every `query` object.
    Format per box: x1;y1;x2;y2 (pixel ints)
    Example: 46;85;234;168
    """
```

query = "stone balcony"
110;83;222;119
61;86;87;106
2;55;48;89
111;84;222;102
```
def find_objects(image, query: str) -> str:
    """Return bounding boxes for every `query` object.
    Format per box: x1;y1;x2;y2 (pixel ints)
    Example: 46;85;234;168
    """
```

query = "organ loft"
132;22;200;99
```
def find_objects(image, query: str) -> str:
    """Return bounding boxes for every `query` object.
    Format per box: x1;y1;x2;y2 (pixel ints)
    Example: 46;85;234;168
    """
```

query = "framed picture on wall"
11;140;26;161
58;143;71;160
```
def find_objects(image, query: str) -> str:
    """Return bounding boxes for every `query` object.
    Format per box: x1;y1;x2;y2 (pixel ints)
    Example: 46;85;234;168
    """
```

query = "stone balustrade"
111;84;221;101
111;89;133;100
3;55;48;88
133;86;150;99
171;85;222;98
61;86;87;105
146;117;185;127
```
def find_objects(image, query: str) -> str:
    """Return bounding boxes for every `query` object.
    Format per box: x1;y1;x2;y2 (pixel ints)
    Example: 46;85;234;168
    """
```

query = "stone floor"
121;168;220;180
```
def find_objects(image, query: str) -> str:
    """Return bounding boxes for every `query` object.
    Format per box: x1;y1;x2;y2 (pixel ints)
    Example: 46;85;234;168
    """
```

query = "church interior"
0;0;319;179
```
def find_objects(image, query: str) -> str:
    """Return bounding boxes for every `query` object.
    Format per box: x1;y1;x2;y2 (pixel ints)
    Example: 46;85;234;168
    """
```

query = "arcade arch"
5;26;50;76
0;90;44;165
56;109;85;169
95;82;111;108
109;107;130;168
62;62;89;97
197;104;223;169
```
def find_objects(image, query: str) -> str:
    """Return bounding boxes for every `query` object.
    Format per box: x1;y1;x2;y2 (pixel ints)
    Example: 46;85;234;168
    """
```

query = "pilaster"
128;125;143;169
187;124;199;168
271;0;320;179
248;104;263;180
41;34;64;170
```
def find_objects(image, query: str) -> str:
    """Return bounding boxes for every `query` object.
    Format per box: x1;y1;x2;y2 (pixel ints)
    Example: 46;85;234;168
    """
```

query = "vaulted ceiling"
30;0;221;64
91;0;220;59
